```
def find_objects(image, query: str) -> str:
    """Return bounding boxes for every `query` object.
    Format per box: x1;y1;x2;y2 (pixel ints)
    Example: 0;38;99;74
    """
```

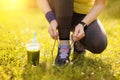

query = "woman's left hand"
73;24;85;41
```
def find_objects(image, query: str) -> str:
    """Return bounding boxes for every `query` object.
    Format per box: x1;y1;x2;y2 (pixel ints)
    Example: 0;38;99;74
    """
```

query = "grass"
0;0;120;80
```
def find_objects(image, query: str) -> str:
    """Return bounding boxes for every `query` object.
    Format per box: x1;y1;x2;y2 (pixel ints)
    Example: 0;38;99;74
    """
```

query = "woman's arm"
73;0;106;41
38;0;58;39
82;0;106;25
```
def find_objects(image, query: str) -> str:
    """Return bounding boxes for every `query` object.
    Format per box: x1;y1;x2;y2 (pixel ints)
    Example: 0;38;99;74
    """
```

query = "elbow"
94;0;106;10
94;4;105;11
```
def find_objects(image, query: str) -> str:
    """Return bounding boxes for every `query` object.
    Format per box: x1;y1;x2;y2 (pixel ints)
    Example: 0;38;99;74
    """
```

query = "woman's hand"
73;24;85;41
48;20;58;40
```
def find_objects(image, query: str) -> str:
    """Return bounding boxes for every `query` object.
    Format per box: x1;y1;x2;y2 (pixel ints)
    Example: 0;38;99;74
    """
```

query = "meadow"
0;0;120;80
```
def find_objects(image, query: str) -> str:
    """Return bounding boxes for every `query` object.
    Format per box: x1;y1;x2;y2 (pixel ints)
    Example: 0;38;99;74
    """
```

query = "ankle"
60;40;70;45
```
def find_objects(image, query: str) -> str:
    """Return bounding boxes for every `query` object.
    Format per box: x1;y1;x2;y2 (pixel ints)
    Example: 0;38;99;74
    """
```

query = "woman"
39;0;107;66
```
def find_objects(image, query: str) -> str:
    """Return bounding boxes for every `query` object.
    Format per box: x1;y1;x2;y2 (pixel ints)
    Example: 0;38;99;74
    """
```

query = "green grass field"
0;0;120;80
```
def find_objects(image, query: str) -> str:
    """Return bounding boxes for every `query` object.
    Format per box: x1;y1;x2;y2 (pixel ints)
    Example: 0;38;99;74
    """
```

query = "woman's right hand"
48;20;58;40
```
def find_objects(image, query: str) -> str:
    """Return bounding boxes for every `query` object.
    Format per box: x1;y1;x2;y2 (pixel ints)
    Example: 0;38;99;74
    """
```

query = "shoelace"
51;38;57;62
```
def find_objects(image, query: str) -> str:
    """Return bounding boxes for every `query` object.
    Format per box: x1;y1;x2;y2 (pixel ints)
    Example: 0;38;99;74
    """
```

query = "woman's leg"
48;0;73;40
81;20;107;53
71;12;107;53
48;0;74;66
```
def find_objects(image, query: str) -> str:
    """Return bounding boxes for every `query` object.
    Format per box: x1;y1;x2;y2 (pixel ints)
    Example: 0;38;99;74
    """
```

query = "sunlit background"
0;0;38;10
0;0;42;24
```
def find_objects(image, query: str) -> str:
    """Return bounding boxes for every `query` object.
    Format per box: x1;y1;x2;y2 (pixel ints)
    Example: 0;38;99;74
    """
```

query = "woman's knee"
87;38;107;54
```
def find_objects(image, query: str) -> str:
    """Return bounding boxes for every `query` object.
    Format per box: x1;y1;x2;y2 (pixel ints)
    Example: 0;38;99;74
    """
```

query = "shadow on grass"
22;56;116;80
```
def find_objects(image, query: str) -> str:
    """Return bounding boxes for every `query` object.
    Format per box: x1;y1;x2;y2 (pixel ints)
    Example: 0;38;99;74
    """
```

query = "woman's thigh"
81;20;108;53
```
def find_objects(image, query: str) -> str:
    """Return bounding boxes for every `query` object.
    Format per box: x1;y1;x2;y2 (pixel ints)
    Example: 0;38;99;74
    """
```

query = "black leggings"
48;0;107;53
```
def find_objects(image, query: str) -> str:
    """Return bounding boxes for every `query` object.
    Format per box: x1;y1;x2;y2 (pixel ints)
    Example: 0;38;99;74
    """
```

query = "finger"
53;28;58;39
73;28;80;39
55;32;59;40
73;33;78;41
51;29;57;39
73;34;78;41
76;31;85;40
77;30;84;37
74;29;79;36
48;28;55;39
73;29;83;41
74;25;81;36
52;28;59;40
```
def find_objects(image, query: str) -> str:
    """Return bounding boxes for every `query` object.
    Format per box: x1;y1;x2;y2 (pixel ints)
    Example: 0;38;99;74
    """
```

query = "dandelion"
66;60;69;63
70;62;73;65
81;72;85;75
91;72;95;75
99;66;102;70
52;62;55;66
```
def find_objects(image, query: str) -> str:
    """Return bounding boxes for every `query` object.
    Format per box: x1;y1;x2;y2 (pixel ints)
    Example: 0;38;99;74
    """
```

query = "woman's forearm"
82;0;106;25
38;0;52;14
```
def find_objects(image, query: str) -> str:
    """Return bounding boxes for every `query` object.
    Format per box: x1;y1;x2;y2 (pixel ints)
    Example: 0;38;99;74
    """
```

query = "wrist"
50;19;58;28
79;21;88;28
45;11;56;23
